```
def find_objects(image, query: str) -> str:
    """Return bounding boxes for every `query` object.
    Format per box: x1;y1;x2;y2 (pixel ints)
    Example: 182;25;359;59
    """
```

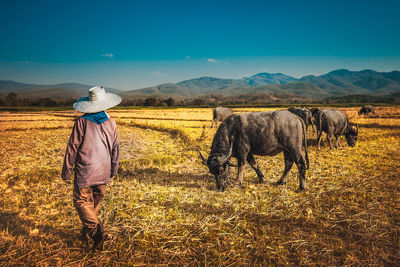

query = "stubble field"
0;106;399;266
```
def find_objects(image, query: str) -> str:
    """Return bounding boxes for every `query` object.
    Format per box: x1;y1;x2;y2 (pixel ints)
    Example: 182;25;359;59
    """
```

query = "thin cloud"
101;53;114;58
150;70;165;76
17;60;34;64
207;58;218;63
185;56;191;60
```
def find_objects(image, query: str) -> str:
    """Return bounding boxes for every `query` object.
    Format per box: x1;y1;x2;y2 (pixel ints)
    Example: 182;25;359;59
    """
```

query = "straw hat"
73;86;122;113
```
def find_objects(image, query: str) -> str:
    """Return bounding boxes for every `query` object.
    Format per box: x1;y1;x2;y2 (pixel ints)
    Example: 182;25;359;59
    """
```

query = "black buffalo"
316;109;359;149
308;107;320;118
288;108;315;131
211;107;233;128
358;105;375;115
199;110;309;192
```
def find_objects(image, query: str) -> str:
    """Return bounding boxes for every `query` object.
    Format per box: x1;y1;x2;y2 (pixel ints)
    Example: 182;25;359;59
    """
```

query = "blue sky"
0;0;399;90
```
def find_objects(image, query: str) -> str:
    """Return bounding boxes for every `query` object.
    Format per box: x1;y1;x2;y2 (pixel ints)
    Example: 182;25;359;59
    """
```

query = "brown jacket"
62;116;120;188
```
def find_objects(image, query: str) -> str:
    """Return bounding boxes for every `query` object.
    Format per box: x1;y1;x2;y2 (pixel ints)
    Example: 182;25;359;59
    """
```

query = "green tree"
5;92;18;106
144;97;157;106
165;97;175;106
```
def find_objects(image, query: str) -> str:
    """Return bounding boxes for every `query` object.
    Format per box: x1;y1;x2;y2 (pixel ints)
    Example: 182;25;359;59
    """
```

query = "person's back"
63;115;119;187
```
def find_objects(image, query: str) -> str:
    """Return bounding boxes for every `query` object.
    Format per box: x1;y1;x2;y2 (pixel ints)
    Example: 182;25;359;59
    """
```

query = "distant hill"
125;69;400;98
1;69;400;100
241;72;297;86
176;77;247;95
123;83;192;97
299;69;400;96
0;81;37;93
125;73;298;97
18;88;82;99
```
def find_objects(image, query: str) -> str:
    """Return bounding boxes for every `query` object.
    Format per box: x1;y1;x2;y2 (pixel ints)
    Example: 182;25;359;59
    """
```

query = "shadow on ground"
0;210;77;248
358;123;400;130
118;166;216;190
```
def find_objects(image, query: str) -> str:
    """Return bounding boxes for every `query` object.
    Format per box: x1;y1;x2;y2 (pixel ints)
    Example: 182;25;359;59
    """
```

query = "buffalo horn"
227;160;237;167
220;143;233;164
356;124;359;133
198;149;207;165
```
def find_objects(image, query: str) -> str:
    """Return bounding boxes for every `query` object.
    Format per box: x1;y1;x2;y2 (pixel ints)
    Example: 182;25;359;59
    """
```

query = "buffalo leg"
317;130;323;149
247;154;264;183
293;151;308;192
276;150;294;185
310;120;315;132
327;133;334;149
336;135;342;148
235;162;245;186
296;161;308;192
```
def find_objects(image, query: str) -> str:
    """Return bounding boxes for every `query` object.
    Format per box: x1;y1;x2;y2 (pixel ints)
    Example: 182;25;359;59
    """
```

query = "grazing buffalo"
199;110;309;192
308;107;320;119
316;109;358;149
211;107;233;128
288;108;315;131
358;105;375;115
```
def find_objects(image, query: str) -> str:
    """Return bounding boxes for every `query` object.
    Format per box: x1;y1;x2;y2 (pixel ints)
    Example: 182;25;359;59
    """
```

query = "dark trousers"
73;180;106;236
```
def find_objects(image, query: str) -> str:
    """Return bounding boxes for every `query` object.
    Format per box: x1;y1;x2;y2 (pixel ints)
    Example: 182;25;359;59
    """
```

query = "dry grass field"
0;106;399;266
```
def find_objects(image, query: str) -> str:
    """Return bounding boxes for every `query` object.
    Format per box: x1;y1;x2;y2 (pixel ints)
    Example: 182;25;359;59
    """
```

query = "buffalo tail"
301;117;310;170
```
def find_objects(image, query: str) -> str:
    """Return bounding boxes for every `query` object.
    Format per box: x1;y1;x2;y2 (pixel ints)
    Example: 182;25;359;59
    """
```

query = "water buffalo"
199;110;309;192
316;109;358;149
358;105;375;115
211;107;233;128
288;108;315;131
308;107;320;118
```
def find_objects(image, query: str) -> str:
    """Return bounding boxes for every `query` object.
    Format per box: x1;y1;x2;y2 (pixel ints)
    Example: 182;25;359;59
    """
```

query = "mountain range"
1;69;399;100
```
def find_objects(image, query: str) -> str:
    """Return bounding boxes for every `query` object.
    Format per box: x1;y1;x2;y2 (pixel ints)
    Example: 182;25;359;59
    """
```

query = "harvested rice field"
0;106;399;265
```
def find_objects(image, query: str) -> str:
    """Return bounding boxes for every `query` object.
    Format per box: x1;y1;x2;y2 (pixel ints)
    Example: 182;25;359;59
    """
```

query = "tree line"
0;93;177;107
0;92;76;107
0;92;397;108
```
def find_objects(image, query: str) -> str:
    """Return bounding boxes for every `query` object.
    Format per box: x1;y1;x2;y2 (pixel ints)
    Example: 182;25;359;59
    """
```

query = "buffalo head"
345;124;359;147
198;145;234;191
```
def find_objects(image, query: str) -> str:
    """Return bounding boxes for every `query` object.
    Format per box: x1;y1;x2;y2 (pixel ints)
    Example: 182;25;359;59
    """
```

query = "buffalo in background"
316;109;359;149
211;107;233;128
308;107;321;129
308;107;320;119
358;105;376;115
288;108;315;131
200;110;309;192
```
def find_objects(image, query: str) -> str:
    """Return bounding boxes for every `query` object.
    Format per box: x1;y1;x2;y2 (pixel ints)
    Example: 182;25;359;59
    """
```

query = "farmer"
62;86;121;251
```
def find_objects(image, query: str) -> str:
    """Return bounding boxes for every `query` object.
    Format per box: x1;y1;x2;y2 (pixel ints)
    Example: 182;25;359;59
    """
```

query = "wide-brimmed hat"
73;86;122;113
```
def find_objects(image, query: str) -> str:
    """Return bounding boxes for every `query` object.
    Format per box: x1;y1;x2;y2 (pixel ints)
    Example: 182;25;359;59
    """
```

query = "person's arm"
110;122;120;178
62;118;83;181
